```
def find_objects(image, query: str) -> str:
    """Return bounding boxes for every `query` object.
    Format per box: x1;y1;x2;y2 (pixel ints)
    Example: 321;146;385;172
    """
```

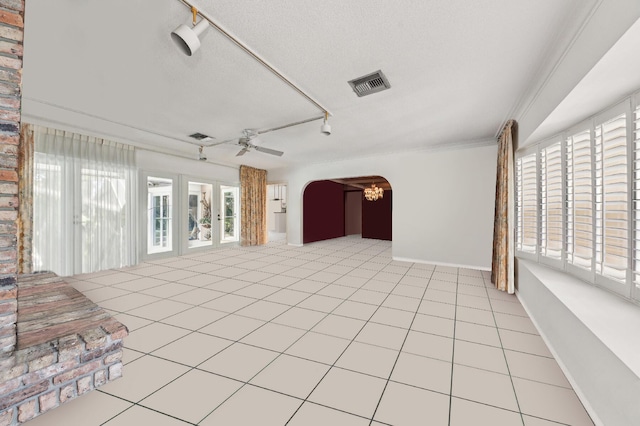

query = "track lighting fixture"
321;111;331;135
198;145;207;161
172;1;334;140
171;6;210;56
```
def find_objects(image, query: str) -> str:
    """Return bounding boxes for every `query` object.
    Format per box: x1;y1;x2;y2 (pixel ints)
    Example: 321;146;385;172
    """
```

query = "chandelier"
364;183;384;201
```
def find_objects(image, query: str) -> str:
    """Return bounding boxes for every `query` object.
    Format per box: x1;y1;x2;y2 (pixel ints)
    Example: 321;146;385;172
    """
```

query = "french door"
221;185;240;243
33;154;137;276
141;172;239;260
147;177;173;254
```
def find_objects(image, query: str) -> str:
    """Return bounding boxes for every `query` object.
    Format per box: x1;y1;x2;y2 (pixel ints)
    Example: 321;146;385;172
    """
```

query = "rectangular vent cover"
348;70;391;97
189;132;212;141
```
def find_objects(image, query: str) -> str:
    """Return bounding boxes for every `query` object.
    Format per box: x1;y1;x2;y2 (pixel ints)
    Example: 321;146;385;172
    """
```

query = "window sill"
518;259;640;377
516;258;640;425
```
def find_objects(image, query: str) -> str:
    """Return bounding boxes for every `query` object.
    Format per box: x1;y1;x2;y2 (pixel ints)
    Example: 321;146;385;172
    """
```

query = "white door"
147;177;173;254
220;185;240;243
186;180;215;250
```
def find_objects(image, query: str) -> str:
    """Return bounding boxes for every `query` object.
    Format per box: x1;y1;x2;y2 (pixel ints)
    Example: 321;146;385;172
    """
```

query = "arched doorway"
303;176;392;244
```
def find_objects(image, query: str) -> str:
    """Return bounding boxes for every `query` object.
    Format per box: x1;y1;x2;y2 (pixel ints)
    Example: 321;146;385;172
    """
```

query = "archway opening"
303;176;392;244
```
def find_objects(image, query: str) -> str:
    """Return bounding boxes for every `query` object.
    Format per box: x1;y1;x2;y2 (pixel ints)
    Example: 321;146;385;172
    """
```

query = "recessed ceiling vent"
348;70;391;97
189;132;213;142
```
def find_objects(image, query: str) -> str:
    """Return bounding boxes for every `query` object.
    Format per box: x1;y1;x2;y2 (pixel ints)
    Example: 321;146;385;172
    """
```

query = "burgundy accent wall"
362;190;392;240
303;180;345;244
344;191;362;235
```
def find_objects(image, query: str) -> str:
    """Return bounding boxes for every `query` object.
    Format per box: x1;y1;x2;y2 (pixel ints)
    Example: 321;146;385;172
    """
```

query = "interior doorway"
267;184;287;241
303;176;392;244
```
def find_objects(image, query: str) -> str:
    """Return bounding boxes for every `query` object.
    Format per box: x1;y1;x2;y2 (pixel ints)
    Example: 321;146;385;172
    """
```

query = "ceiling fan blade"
254;146;284;157
236;148;249;157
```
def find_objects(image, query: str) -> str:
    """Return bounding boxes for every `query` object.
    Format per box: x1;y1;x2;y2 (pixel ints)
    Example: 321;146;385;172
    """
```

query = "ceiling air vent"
189;132;213;142
348;70;391;97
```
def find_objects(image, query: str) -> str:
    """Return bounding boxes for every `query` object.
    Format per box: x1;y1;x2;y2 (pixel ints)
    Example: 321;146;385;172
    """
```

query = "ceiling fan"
235;129;284;157
199;116;330;159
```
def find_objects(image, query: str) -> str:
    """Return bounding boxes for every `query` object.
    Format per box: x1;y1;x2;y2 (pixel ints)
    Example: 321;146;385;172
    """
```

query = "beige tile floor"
27;235;593;425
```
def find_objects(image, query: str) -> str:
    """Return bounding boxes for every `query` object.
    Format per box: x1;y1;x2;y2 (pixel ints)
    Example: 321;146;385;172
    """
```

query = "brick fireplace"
0;274;128;424
0;0;24;374
0;1;129;424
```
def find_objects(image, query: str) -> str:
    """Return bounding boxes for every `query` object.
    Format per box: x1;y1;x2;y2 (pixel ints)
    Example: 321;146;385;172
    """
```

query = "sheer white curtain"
32;126;138;276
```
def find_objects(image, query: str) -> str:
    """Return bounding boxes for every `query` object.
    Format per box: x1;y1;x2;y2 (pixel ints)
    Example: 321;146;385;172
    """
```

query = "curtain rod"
177;0;331;117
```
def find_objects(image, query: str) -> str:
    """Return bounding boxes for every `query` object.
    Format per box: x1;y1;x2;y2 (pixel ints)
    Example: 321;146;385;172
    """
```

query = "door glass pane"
224;191;235;238
221;186;239;242
188;181;213;249
147;177;173;254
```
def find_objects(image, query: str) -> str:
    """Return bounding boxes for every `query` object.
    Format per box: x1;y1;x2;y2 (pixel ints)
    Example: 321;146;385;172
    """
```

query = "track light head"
320;112;331;135
321;122;331;135
171;16;209;56
198;145;207;161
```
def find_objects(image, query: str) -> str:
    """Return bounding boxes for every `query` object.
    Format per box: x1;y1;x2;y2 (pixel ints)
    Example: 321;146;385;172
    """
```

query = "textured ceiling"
22;0;594;170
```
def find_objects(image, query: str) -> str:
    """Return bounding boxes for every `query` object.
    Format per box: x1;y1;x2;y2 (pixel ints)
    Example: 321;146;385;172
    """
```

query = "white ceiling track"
176;0;331;119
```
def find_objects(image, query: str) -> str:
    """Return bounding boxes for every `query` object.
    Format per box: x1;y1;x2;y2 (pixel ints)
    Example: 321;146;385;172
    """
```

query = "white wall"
271;143;497;270
516;0;640;144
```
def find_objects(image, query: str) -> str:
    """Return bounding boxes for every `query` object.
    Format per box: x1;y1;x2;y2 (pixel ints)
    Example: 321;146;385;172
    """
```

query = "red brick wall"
0;0;23;362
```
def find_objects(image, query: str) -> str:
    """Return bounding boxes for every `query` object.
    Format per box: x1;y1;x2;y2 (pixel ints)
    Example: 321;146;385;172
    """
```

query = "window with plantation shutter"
633;105;640;300
594;113;628;282
566;129;593;270
541;142;563;259
516;153;537;253
515;93;640;303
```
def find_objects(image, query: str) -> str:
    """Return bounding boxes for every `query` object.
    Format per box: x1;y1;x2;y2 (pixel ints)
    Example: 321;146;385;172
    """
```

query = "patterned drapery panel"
491;120;516;293
240;165;267;246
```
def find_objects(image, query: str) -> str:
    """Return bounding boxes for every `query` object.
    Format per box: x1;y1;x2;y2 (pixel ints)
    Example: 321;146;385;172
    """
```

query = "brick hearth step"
0;273;128;425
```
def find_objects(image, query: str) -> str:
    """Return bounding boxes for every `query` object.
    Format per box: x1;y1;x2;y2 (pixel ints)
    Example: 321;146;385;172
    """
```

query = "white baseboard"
393;256;491;271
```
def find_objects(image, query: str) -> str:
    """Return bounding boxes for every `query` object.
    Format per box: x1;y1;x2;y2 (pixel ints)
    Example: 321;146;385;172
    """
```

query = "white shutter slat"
567;130;593;269
596;113;628;282
541;141;563;259
633;105;640;300
517;153;537;254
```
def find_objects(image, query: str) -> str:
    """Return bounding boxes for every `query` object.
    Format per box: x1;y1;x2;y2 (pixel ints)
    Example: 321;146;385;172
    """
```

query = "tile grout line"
283;261;417;424
482;274;526;426
446;268;460;426
191;241;394;424
95;243;355;421
109;243;379;360
99;251;525;424
75;238;534;426
97;398;200;426
102;239;417;423
367;265;436;426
